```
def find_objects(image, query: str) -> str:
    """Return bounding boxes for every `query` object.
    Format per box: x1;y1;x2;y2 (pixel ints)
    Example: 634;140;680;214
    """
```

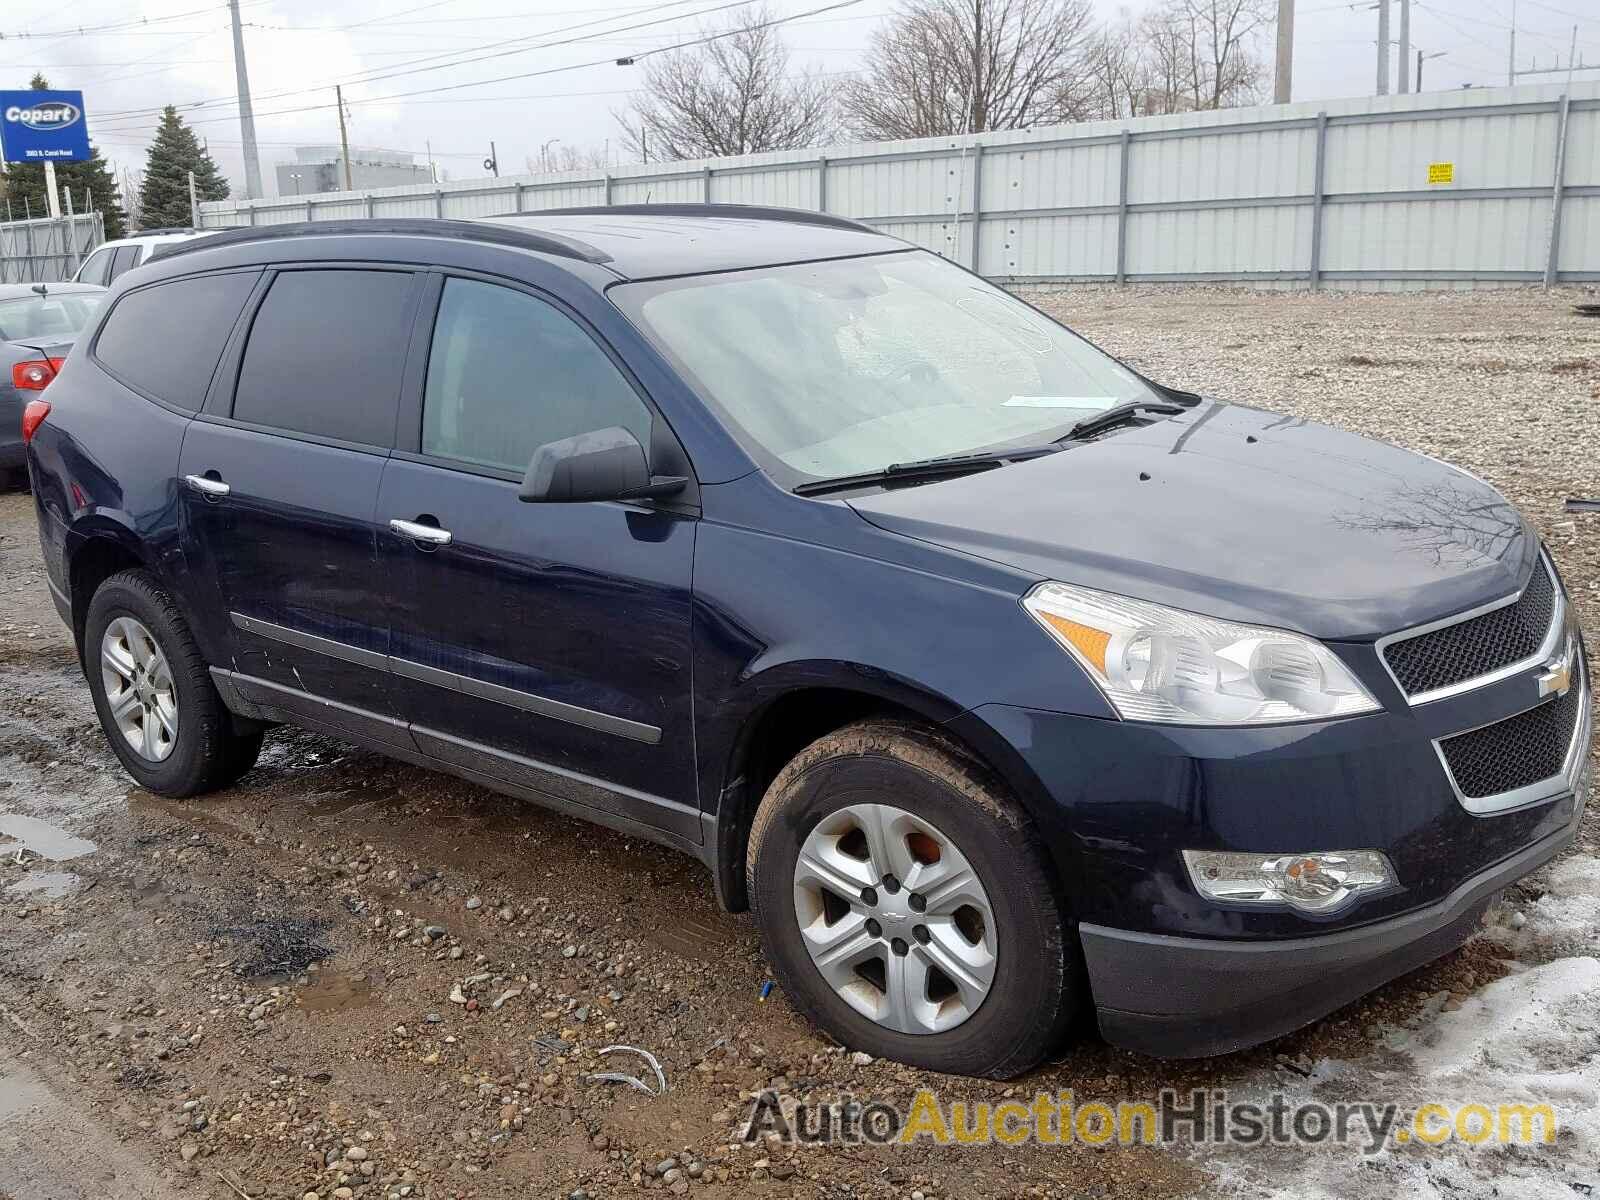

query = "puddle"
297;972;375;1014
0;813;97;861
6;869;83;899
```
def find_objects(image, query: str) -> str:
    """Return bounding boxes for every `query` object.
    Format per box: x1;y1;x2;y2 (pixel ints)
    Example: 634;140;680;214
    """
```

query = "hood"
847;401;1537;641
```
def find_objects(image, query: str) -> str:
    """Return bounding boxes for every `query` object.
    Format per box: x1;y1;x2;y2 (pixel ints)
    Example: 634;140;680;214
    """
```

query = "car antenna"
31;283;47;296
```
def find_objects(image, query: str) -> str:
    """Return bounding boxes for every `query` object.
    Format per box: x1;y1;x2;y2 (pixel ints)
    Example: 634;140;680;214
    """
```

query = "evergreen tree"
0;74;128;238
137;106;229;229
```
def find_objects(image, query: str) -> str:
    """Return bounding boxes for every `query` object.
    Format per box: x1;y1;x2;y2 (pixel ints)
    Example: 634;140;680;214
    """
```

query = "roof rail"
132;226;206;236
538;202;877;234
151;218;613;265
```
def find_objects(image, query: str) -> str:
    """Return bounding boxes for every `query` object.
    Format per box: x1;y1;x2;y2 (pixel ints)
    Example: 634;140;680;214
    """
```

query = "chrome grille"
1383;560;1557;699
1438;685;1582;800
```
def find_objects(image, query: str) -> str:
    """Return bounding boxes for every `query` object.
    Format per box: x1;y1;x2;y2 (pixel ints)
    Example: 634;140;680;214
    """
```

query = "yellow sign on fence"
1428;162;1455;185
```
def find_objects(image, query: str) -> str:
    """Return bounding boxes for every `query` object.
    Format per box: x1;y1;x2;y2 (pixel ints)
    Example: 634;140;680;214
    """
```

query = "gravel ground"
0;285;1596;1200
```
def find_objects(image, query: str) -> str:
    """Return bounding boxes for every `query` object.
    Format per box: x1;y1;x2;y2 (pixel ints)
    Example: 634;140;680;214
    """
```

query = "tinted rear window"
108;245;141;281
94;271;257;411
231;269;415;448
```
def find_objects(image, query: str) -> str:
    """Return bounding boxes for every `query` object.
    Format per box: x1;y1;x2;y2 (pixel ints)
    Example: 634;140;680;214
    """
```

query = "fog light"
1182;849;1395;913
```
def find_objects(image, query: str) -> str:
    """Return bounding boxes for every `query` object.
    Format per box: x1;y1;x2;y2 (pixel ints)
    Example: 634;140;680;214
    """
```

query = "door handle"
390;518;453;546
184;473;230;498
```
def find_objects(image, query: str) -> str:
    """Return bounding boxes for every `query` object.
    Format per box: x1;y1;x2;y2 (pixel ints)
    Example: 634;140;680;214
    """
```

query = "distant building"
274;146;432;197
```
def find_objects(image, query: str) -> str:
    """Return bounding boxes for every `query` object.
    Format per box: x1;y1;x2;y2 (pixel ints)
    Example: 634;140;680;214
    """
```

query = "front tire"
747;718;1074;1079
84;569;262;796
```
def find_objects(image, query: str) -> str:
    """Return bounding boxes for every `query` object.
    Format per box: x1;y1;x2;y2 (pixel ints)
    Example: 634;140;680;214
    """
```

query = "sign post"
43;159;62;218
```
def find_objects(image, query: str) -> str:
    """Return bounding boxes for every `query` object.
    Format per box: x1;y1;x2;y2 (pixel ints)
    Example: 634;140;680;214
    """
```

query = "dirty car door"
180;267;422;746
377;274;700;842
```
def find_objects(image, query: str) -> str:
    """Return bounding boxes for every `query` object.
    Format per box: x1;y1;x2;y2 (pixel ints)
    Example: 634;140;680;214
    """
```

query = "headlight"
1022;581;1380;725
1183;849;1395;913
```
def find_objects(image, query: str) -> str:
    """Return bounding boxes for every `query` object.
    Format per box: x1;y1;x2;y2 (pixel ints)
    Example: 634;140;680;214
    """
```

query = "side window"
108;245;140;282
77;247;113;286
232;269;415;447
94;272;258;412
422;278;652;473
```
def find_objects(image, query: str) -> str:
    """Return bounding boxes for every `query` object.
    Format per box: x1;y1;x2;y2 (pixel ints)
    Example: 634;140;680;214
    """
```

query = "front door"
179;266;423;746
376;274;700;840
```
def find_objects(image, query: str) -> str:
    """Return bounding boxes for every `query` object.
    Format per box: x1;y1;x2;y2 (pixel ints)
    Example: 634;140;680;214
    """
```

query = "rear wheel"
84;570;262;796
747;718;1074;1079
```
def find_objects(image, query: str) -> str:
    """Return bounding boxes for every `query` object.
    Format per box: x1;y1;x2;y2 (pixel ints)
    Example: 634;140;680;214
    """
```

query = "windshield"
0;292;103;344
612;250;1161;483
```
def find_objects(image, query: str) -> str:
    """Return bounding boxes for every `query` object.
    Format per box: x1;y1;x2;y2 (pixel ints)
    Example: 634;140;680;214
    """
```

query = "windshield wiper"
1058;400;1186;443
793;444;1059;497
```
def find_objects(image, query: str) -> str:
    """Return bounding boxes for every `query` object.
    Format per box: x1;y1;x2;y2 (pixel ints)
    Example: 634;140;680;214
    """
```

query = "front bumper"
953;618;1591;1058
1081;807;1580;1057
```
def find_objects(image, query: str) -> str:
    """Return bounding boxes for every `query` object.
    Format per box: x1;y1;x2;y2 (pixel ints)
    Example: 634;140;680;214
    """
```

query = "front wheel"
84;569;262;796
747;718;1075;1079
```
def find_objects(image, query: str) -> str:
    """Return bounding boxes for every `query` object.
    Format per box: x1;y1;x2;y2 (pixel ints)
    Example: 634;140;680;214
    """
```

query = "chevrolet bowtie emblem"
1538;655;1573;699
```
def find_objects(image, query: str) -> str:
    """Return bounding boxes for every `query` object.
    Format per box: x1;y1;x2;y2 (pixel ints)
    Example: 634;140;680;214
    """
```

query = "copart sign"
0;90;91;163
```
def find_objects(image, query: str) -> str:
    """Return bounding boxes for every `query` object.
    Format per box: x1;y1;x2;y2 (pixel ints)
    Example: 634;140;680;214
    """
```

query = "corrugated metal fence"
197;82;1600;289
0;213;103;285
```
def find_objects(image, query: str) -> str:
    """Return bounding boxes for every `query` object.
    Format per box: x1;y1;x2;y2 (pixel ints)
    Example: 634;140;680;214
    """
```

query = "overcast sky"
2;0;1595;200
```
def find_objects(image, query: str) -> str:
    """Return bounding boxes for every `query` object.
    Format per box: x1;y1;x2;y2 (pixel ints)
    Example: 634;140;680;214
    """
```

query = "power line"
89;0;746;124
0;3;238;42
93;1;866;137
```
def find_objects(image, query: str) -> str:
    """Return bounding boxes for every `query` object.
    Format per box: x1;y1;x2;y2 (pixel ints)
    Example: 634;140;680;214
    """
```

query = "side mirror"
517;426;687;504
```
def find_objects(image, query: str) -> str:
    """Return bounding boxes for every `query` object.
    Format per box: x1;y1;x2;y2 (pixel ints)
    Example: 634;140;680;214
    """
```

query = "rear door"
376;273;700;839
178;266;424;746
86;268;262;651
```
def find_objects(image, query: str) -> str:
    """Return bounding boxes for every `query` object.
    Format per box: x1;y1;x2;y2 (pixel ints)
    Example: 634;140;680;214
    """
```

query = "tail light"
21;400;51;445
12;357;66;391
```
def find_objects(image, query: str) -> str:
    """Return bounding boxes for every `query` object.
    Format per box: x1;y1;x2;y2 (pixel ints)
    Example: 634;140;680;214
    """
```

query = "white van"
73;228;219;287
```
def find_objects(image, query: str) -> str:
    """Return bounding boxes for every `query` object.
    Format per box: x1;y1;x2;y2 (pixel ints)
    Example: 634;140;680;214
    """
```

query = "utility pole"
1509;25;1595;80
1397;0;1410;92
1274;0;1294;103
187;170;199;229
1376;0;1390;95
425;140;437;183
335;84;353;192
228;0;263;200
1508;0;1516;85
1416;48;1445;91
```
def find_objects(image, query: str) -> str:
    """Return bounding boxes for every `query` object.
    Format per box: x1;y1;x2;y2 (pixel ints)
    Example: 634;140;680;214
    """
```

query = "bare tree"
1137;3;1199;114
1077;0;1270;120
525;144;612;174
615;7;836;161
1081;14;1146;119
1177;0;1272;110
844;0;1097;139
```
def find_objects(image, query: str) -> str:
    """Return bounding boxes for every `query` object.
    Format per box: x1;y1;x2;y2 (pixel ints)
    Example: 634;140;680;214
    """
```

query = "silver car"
0;282;106;486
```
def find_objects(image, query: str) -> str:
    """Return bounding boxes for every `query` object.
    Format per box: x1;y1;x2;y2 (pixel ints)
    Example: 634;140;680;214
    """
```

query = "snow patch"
1207;853;1600;1200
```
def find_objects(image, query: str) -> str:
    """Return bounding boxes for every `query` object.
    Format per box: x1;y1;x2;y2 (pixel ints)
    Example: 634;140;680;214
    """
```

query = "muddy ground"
1;286;1597;1200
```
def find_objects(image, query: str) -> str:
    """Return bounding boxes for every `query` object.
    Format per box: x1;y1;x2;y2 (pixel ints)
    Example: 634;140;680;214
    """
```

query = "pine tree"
0;74;128;238
137;106;229;230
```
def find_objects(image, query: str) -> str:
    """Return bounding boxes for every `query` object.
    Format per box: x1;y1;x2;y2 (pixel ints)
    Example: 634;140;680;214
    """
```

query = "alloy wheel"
100;616;179;762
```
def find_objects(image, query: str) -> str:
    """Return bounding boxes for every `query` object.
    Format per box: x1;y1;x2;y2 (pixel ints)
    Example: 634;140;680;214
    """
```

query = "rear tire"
84;569;262;796
747;718;1075;1079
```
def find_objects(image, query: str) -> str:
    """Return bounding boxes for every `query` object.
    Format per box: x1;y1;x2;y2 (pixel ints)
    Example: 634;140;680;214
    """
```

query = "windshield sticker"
1004;396;1119;409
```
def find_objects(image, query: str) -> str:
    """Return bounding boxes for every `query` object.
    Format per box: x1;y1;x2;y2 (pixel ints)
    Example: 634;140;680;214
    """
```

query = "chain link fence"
0;213;105;285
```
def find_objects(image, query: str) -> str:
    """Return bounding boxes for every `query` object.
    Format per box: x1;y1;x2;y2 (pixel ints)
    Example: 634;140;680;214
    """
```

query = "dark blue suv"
23;207;1592;1078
